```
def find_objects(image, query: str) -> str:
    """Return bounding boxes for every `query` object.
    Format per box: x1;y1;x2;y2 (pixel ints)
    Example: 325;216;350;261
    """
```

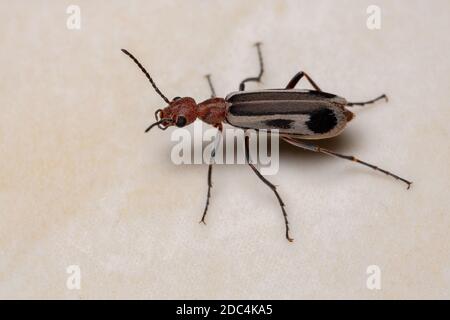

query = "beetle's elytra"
225;89;352;139
121;43;412;242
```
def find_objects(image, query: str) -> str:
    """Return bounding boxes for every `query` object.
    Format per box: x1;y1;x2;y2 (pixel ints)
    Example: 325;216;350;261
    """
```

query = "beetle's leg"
200;124;223;224
347;94;388;107
239;42;264;91
285;71;322;91
244;135;293;242
199;163;213;224
282;136;412;189
205;74;216;98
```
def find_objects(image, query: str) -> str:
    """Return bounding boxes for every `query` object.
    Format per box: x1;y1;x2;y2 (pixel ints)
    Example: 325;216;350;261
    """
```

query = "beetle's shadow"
279;129;360;164
163;128;362;166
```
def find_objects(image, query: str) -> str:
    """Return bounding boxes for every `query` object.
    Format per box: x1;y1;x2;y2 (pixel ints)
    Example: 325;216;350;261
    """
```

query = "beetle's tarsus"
347;94;388;107
200;164;213;225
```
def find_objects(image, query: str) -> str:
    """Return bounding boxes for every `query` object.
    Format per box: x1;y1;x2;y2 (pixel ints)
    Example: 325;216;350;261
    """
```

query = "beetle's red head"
148;97;197;132
121;49;198;132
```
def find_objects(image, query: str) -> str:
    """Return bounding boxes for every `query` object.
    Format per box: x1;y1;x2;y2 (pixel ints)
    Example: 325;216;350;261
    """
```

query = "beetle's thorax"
197;97;227;126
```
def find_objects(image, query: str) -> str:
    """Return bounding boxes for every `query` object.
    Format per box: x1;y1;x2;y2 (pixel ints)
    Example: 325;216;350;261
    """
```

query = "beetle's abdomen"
225;90;349;139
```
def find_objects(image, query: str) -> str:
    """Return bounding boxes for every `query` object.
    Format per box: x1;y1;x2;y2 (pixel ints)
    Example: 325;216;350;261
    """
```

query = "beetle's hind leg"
347;94;388;107
238;42;264;91
244;135;293;242
285;71;322;91
282;136;412;189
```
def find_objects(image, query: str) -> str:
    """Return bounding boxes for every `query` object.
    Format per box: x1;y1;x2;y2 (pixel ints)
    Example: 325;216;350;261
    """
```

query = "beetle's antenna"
121;49;171;104
145;118;173;133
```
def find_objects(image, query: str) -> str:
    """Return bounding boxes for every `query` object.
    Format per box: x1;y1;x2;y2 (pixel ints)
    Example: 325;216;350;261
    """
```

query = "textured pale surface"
0;0;449;299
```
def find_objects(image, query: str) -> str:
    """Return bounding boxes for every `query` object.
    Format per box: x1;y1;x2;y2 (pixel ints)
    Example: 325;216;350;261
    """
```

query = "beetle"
121;43;412;242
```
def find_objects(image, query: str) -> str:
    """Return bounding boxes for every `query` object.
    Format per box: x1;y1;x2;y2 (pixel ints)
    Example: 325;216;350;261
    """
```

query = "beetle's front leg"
238;42;264;91
244;134;293;242
199;124;223;224
205;74;216;98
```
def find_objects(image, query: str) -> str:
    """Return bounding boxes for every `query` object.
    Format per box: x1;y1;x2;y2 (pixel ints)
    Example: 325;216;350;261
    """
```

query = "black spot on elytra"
306;108;337;134
264;119;294;129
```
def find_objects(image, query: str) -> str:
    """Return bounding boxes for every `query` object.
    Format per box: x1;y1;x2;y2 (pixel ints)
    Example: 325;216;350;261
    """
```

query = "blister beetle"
121;43;412;242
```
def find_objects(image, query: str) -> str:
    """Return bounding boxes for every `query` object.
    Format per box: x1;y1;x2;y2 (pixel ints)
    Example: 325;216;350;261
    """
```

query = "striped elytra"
225;89;350;139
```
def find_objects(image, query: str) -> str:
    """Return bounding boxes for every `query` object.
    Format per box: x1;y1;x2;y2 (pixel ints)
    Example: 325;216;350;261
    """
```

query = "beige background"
1;0;449;299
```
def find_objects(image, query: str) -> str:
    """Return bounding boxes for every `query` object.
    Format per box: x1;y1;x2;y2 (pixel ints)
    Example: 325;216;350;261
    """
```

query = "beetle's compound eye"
175;116;187;127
